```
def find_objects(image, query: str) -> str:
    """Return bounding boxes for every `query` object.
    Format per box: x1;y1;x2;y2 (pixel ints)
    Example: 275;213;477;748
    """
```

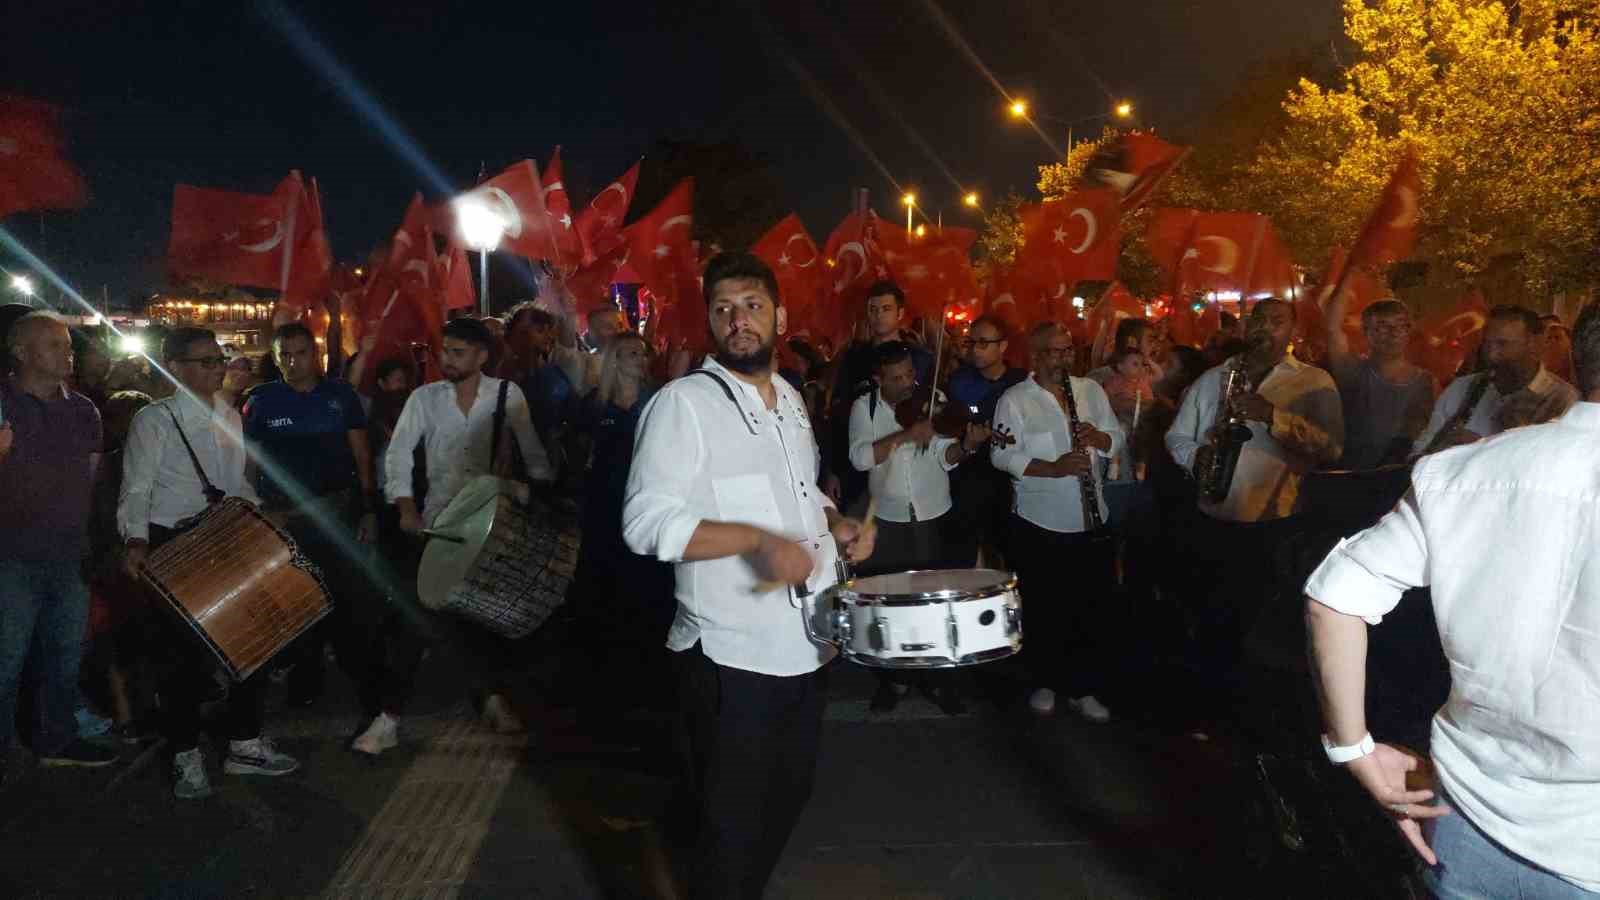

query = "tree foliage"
1250;0;1600;300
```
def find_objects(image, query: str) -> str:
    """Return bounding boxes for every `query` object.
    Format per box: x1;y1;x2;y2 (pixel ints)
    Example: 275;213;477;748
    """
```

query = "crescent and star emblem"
1068;208;1096;254
1183;236;1239;274
481;187;524;239
236;218;285;254
833;242;866;292
1389;186;1419;229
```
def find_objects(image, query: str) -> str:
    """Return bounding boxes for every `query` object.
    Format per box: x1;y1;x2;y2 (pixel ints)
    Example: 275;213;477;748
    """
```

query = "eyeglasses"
177;356;227;369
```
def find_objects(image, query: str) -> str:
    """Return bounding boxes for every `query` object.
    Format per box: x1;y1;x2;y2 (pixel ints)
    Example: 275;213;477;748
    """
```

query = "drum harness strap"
164;404;226;507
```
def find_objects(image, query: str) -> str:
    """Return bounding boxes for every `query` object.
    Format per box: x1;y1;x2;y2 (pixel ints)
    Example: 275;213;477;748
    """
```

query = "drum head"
846;568;1017;604
417;476;504;610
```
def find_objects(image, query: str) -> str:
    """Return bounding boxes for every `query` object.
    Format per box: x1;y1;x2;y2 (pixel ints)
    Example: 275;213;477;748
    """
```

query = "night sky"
9;0;1341;302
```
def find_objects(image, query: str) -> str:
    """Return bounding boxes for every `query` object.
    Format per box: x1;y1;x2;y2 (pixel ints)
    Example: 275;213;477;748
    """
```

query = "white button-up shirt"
1165;352;1344;523
623;358;839;677
119;390;258;542
990;374;1123;534
1412;365;1577;455
384;376;551;526
848;388;959;523
1304;403;1600;893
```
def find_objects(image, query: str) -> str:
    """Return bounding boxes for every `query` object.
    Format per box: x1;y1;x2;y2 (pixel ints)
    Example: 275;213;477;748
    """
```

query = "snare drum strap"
164;405;226;506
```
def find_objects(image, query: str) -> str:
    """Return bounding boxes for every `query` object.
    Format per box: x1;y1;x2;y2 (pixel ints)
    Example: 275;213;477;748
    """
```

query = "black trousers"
1181;513;1302;687
1007;515;1117;699
947;462;1013;567
675;642;827;900
149;523;265;751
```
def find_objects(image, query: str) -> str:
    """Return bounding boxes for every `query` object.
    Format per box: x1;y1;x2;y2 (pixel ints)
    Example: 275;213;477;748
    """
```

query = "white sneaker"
352;713;399;756
173;747;213;799
1028;688;1057;715
224;736;300;776
1067;695;1112;724
481;694;525;734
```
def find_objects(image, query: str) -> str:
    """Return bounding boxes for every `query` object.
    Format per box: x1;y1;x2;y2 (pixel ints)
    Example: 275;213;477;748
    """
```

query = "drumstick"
753;499;876;594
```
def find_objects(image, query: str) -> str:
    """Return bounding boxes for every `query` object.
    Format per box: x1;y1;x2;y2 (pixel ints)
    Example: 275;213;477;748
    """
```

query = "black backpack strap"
164;404;225;505
683;368;742;415
868;387;877;421
490;377;511;470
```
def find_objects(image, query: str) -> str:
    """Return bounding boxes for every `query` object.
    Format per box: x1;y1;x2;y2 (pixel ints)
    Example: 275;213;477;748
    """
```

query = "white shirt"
848;388;959;523
990;374;1123;534
623;358;840;677
119;390;258;542
1412;365;1577;455
1165;353;1344;523
384;376;552;526
1304;403;1600;892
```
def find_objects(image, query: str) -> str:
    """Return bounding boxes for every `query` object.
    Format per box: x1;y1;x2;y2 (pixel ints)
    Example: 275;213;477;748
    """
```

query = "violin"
893;384;1016;448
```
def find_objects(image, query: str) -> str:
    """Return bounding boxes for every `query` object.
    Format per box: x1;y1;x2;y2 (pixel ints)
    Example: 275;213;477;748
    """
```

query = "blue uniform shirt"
242;378;368;507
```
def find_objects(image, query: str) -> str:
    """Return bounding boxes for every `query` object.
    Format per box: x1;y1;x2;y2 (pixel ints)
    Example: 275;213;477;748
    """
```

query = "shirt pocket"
712;473;785;533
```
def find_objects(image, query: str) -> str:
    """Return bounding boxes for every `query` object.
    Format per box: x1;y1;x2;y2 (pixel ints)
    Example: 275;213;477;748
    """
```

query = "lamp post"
10;274;36;307
454;196;509;316
901;192;917;233
1007;97;1136;152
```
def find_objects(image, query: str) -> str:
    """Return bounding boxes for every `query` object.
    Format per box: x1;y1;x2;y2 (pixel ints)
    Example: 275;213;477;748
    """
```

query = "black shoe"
869;681;904;714
39;739;119;768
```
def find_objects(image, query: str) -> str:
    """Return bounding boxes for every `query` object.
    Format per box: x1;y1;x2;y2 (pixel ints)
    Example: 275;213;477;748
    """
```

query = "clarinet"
1061;374;1105;532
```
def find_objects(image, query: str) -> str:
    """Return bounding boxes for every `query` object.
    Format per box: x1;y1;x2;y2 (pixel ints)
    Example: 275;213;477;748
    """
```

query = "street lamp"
454;195;509;316
914;224;927;238
1008;99;1028;119
11;274;36;304
963;192;980;208
1115;100;1134;119
902;192;917;233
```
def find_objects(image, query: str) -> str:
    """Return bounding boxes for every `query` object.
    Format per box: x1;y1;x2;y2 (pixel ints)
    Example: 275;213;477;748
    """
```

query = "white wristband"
1322;732;1375;765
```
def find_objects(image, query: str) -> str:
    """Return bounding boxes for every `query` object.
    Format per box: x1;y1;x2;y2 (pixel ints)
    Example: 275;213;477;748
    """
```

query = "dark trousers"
148;523;265;751
1008;515;1117;699
0;558;90;755
947;463;1013;567
676;642;827;900
855;515;965;694
1182;513;1302;689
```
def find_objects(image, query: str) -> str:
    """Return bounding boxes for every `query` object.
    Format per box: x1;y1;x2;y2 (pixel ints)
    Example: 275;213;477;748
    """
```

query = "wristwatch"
1321;732;1375;764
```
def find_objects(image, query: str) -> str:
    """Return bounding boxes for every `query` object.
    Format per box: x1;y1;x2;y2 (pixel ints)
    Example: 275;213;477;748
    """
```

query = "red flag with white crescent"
1412;289;1488;384
436;242;474;311
625;178;702;350
359;194;443;382
0;95;88;219
875;218;981;321
1348;152;1421;272
821;210;894;343
575;159;641;265
1086;132;1189;212
752;213;822;335
1149;209;1294;301
541;147;584;272
1011;189;1121;314
168;181;296;290
279;173;335;309
451;159;558;265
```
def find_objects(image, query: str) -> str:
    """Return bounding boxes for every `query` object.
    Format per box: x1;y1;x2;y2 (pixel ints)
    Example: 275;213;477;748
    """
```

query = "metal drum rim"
839;644;1019;669
840;568;1018;606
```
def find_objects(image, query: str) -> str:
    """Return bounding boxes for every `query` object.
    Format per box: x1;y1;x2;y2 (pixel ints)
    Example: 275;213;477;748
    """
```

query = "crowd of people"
0;247;1594;897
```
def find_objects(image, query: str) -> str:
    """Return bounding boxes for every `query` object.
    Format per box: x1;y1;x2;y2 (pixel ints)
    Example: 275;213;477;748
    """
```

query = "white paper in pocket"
1024;431;1059;460
712;473;785;532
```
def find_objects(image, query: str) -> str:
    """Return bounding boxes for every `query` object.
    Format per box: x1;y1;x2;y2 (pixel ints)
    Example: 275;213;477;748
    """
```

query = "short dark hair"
1219;312;1238;329
1361;299;1410;325
507;302;555;333
874;340;914;371
162;326;217;363
1113;317;1150;350
865;280;904;308
1570;304;1600;395
702;252;780;307
375;358;411;383
441;317;495;352
967;314;1009;342
1487;304;1542;336
1249;296;1291;317
272;322;315;347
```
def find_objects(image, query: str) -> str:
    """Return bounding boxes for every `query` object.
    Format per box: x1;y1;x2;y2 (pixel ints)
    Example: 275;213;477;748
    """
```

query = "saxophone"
1197;358;1254;503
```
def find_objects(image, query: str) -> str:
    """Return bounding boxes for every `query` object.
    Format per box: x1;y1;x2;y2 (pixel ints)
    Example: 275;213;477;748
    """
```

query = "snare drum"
810;568;1021;668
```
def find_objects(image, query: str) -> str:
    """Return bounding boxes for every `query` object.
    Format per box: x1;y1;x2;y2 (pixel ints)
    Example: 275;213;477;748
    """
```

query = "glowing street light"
914;224;927;238
902;192;917;232
1008;99;1028;119
1115;100;1134;119
11;274;35;300
454;195;509;315
963;192;980;208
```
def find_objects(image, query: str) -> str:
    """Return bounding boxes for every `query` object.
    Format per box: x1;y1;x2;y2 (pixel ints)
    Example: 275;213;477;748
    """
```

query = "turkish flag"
0;95;88;219
564;242;630;317
1088;132;1189;211
752;213;823;335
436;242;475;311
626;178;702;349
821;210;894;342
541;147;584;272
575;159;641;265
1149;209;1295;300
1294;245;1386;360
1412;289;1488;384
452;159;558;265
279;173;335;309
1016;189;1121;289
1348;152;1421;272
876;220;981;321
359;194;443;383
1086;281;1146;362
168;179;302;290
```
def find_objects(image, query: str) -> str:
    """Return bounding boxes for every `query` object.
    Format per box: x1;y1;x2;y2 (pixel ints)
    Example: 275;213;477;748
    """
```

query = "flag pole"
478;250;489;317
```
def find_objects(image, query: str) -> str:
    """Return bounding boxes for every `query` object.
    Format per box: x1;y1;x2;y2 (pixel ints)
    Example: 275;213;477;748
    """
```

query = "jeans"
1424;797;1600;898
0;558;90;755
